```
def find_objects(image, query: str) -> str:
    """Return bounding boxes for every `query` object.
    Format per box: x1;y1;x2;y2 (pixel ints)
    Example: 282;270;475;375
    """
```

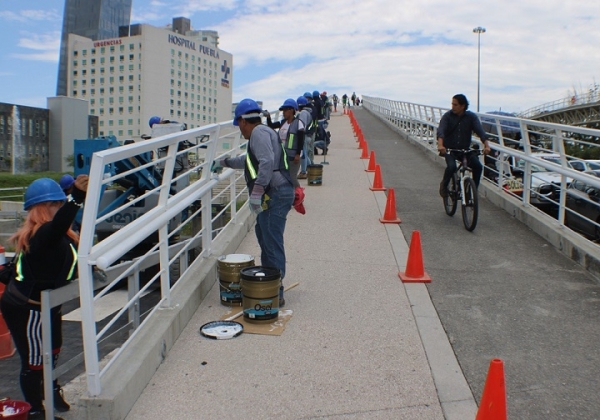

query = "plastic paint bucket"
239;266;281;323
217;254;254;306
307;164;323;185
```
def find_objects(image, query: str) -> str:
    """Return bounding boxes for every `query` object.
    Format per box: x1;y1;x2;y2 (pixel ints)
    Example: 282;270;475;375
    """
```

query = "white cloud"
0;9;61;22
11;32;61;62
215;0;600;113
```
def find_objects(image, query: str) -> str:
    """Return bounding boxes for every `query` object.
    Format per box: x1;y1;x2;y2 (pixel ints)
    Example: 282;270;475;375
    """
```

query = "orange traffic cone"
366;151;377;172
380;188;401;224
476;359;507;420
360;143;369;159
370;164;386;191
398;230;431;283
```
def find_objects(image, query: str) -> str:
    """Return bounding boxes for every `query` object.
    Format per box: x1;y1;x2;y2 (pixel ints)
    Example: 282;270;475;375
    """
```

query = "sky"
1;0;600;115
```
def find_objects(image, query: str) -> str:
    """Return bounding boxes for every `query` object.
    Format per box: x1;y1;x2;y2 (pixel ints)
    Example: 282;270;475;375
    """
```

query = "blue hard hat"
296;96;308;107
303;92;313;99
59;174;75;191
312;90;320;97
233;98;262;126
149;116;161;128
279;98;298;111
24;178;67;210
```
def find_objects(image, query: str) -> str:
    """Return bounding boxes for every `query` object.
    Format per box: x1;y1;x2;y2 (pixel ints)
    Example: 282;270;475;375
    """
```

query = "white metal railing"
363;96;600;238
72;119;251;396
518;89;600;119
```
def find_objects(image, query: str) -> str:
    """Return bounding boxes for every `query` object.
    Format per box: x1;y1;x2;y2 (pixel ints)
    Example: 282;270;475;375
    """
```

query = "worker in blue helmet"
1;175;88;418
59;174;75;193
296;96;315;179
215;98;294;306
263;99;306;214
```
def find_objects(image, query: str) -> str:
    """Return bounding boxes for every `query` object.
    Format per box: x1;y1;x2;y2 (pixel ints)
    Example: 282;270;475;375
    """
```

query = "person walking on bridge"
213;99;294;305
437;94;491;197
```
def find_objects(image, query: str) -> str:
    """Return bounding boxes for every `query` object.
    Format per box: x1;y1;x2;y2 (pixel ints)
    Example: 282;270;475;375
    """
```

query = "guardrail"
42;118;253;398
518;90;600;119
362;96;600;242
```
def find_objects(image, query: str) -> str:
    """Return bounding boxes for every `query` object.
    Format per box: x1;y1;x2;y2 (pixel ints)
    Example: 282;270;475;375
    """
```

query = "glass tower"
56;0;132;96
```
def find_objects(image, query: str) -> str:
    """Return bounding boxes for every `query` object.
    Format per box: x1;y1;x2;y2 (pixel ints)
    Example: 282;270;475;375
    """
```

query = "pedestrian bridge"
12;98;600;420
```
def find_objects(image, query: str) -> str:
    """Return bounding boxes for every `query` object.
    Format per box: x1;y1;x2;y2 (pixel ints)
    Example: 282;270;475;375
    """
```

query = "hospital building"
65;17;233;140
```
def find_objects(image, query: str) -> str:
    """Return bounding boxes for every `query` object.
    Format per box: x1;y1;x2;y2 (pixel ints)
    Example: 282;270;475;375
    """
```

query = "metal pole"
473;27;486;112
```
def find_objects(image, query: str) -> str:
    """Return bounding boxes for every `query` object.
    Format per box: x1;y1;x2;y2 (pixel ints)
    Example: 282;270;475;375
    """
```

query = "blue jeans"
255;184;294;280
301;133;314;173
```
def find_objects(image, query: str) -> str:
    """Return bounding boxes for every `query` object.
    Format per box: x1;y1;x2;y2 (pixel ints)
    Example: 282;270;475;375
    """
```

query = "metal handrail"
362;95;600;233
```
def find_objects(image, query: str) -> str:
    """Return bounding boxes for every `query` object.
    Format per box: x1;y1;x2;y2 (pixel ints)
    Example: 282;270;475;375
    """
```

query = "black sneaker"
314;148;319;155
53;385;70;412
439;181;448;198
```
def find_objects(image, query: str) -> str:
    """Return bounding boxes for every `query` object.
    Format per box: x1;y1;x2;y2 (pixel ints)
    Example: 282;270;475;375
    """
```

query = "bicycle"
442;148;481;231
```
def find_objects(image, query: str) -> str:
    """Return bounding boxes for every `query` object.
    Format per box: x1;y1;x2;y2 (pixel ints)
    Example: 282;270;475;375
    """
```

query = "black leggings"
1;296;62;410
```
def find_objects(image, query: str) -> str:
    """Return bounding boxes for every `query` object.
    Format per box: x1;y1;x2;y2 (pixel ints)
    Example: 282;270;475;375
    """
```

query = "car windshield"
588;161;600;170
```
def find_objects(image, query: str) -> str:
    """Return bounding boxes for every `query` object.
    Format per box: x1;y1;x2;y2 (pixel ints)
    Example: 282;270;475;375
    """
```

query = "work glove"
211;158;226;173
249;184;265;214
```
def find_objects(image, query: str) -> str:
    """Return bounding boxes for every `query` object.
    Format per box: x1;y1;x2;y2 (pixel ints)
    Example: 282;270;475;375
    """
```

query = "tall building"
64;17;233;141
57;0;132;96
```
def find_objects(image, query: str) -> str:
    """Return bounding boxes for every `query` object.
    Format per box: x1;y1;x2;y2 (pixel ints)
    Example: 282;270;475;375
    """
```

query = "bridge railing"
50;118;252;397
362;96;600;239
518;90;600;119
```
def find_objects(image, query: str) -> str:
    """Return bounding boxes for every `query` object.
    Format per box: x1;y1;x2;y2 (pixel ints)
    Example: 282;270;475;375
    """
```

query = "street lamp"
473;26;486;112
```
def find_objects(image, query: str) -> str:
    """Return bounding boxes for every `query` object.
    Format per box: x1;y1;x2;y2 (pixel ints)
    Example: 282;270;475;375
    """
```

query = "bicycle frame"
444;148;481;231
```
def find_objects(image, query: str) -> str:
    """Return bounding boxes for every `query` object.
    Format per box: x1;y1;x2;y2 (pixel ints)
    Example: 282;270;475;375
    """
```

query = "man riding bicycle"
437;94;491;197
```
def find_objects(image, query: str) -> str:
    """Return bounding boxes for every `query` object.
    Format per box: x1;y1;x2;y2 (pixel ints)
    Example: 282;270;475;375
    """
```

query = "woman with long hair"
1;175;88;420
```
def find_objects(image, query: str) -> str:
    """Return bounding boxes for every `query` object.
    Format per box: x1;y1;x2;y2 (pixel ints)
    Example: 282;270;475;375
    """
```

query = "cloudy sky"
1;0;599;115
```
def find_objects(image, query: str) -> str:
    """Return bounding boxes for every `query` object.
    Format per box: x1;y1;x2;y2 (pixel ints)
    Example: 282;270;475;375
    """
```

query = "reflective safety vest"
283;117;303;159
245;128;292;194
15;243;78;283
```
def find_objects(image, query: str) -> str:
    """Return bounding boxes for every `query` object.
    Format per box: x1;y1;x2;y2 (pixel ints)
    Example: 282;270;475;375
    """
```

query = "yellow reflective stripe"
67;243;78;281
287;133;295;149
246;153;257;179
14;243;78;282
15;253;23;281
281;144;289;170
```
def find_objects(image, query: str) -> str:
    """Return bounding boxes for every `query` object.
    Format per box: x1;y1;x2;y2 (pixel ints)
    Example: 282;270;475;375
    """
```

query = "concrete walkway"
112;110;477;420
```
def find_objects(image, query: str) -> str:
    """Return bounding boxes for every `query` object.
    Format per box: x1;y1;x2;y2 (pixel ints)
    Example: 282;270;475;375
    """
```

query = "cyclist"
437;94;491;197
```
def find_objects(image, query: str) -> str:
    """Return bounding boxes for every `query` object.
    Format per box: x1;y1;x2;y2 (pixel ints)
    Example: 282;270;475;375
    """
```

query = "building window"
129;54;134;60
120;55;124;62
110;56;115;63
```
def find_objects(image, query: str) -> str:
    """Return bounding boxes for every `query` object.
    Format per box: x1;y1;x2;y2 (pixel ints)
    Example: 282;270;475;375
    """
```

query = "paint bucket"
307;164;323;185
217;254;255;306
0;398;31;420
239;266;281;323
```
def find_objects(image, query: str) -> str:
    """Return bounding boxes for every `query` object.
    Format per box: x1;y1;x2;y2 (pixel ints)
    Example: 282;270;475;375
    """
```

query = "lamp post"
473;26;486;112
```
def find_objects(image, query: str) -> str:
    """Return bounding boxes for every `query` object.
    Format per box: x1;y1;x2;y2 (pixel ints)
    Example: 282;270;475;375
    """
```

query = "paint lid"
240;266;280;281
199;321;243;340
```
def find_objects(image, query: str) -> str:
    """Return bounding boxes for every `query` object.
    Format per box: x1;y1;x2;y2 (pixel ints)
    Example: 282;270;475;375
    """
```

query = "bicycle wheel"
461;177;479;231
444;173;458;216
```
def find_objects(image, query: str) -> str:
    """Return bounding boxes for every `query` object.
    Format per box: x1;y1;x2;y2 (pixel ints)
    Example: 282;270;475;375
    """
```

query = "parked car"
500;153;570;211
584;160;600;170
564;170;600;241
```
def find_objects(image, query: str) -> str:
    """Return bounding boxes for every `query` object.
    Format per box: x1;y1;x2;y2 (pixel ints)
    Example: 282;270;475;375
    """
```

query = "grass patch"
0;172;67;201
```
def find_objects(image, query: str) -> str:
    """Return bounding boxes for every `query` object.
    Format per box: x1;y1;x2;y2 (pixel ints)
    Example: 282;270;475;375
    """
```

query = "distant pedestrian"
342;94;348;109
332;94;339;112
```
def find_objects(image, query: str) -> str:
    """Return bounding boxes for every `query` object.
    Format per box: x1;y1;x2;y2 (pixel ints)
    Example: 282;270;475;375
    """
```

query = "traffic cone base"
380;188;401;224
399;230;431;283
475;359;507;420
